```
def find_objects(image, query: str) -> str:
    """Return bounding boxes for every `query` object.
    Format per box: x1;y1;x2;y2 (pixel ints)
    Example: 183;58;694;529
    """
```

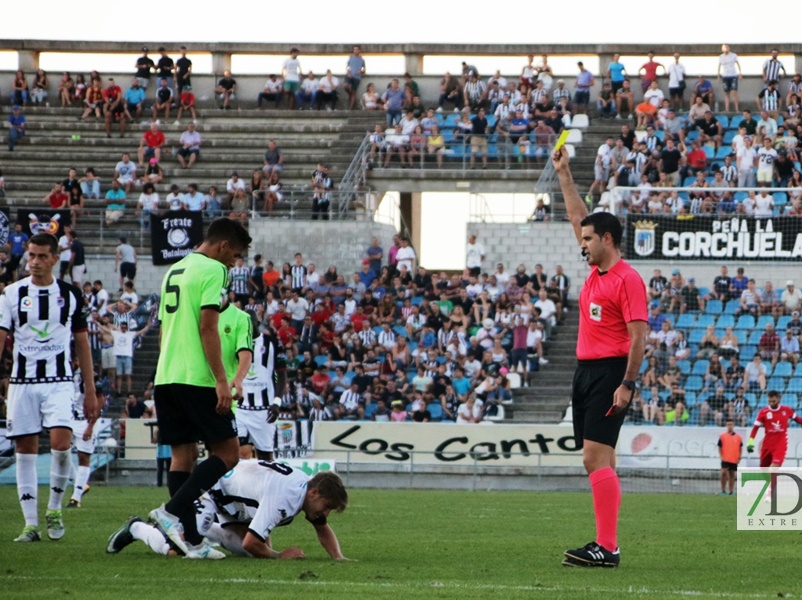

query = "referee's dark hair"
580;212;623;248
29;233;58;254
205;218;252;248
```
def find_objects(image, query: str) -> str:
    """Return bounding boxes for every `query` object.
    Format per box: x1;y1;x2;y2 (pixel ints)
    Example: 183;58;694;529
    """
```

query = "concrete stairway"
505;308;578;423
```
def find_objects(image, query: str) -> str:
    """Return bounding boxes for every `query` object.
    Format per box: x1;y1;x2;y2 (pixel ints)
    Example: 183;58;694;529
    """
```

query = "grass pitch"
0;485;800;600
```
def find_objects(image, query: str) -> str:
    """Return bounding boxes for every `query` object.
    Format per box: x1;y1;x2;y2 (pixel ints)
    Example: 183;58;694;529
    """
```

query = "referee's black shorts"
154;383;237;446
572;357;629;449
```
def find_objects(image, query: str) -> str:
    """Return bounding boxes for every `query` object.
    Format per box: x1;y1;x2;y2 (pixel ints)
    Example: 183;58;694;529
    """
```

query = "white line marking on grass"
1;575;786;598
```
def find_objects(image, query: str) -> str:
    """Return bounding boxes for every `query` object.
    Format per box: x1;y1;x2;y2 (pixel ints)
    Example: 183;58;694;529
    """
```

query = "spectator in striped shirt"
786;73;802;108
762;49;786;85
357;320;377;348
757;80;782;118
463;73;487;113
290;253;307;291
337;382;363;420
229;256;251;306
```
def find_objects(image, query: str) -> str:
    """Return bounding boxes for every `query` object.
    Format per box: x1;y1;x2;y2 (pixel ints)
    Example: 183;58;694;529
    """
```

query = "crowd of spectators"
627;265;802;428
222;234;572;423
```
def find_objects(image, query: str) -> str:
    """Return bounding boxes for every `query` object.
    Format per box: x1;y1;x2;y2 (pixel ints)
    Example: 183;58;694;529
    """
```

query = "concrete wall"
81;218;399;297
470;222;802;292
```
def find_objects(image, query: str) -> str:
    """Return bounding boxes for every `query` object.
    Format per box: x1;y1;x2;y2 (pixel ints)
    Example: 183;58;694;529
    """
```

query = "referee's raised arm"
552;147;588;245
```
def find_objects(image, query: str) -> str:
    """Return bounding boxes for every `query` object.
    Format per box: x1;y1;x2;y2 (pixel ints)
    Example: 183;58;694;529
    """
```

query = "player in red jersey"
553;147;648;568
747;390;802;467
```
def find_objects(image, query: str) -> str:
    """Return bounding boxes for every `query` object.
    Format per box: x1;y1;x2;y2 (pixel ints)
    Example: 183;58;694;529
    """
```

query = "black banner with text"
150;211;204;265
627;215;802;261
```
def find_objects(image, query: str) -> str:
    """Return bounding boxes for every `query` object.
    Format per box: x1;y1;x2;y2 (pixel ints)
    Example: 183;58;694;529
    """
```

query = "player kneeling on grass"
108;461;349;560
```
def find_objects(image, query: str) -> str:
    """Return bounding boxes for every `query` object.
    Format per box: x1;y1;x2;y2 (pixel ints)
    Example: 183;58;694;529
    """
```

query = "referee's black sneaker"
562;541;620;568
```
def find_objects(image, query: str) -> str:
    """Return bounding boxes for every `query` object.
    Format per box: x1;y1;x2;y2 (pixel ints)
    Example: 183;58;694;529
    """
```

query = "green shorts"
283;81;299;93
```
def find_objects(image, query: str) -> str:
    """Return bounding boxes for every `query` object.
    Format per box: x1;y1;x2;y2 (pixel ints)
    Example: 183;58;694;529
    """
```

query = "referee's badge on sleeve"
590;302;602;322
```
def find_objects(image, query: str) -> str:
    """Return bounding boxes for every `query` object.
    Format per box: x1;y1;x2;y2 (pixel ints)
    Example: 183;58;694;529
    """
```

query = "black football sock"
167;470;191;498
165;456;228;545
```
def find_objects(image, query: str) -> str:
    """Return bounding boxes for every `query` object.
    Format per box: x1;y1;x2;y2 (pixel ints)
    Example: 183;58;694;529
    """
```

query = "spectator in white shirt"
176;122;201;169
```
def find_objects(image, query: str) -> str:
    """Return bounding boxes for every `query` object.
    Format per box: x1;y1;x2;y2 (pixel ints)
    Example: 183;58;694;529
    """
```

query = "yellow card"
553;129;570;152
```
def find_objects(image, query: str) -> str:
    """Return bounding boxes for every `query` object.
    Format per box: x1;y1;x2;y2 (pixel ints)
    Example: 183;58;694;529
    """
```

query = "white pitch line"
0;574;788;598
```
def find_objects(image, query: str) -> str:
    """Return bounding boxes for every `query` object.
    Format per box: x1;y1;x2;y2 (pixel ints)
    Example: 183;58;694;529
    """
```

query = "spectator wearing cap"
680;277;705;314
779;280;802;317
134;46;155;89
7;105;26;151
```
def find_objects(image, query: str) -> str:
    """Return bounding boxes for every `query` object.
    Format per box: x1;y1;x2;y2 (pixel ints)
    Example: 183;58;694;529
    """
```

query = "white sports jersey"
210;459;319;542
0;277;86;383
72;370;86;419
240;332;285;410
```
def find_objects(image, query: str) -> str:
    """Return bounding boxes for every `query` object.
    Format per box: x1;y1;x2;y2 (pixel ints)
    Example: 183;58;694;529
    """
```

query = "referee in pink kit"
552;147;648;568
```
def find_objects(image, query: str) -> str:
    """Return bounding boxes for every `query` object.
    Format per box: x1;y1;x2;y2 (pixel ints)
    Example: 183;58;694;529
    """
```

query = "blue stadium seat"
444;113;461;127
686;130;700;142
411;296;424;306
697;314;716;328
685;376;703;392
703;147;715;159
698;286;711;298
677;360;691;375
704;300;723;315
715;147;732;159
363;403;377;419
768;377;786;391
677;313;696;329
682;176;697;187
684;391;697;407
736;315;756;330
733;191;748;203
442;129;455;143
722;130;737;145
735;330;748;345
486;114;497;128
756;315;776;330
393;325;408;338
747;330;763;345
729;115;744;129
427;402;443;421
689;329;705;344
773;192;788;207
740;345;757;361
314;355;328;367
778;115;785;126
692;359;709;375
717;116;729;128
777;315;791;330
774;362;793;378
716;315;735;329
639;358;649;374
786;378;802;393
723;301;740;315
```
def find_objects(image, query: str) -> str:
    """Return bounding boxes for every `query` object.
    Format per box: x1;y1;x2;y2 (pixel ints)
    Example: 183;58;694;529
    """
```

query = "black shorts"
721;461;738;472
468;266;481;277
120;262;136;280
154;383;236;446
572;357;629;449
60;260;71;276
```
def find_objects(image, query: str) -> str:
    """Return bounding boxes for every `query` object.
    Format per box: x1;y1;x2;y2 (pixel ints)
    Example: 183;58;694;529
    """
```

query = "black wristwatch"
621;380;637;392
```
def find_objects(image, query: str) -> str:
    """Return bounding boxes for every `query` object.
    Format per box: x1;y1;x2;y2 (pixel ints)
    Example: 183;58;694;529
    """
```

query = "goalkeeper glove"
267;398;282;424
746;438;754;453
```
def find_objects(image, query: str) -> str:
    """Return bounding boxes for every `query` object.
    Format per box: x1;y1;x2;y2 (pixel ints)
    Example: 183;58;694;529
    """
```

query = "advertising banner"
312;422;583;467
150;210;204;265
628;215;802;261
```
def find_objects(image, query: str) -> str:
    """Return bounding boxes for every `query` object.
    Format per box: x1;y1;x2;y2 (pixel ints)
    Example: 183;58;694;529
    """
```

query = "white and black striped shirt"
763;58;785;83
530;88;548;107
721;164;738;183
240;332;286;410
0;277;86;383
290;264;307;290
339;389;361;411
357;328;377;347
377;329;396;348
229;266;251;296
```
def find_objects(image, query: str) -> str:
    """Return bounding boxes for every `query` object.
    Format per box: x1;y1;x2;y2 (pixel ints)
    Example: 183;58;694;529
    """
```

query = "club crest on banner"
633;220;658;257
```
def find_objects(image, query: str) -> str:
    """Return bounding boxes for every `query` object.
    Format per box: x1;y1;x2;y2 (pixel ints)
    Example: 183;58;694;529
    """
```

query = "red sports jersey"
143;130;165;148
577;259;648;360
752;405;799;448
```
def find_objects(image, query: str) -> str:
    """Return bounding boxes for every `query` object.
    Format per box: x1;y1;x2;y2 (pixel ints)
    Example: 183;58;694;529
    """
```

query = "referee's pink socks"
590;466;620;551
